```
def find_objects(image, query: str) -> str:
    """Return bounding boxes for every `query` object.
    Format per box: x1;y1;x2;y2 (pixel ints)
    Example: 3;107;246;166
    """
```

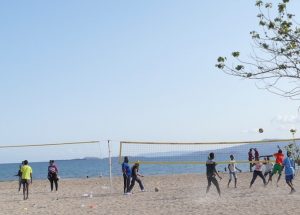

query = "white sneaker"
125;192;132;195
141;189;145;192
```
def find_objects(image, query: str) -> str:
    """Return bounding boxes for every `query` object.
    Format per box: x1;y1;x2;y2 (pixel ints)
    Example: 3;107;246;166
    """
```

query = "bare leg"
54;179;58;191
206;178;212;194
23;183;26;200
267;173;273;184
250;171;258;188
18;179;22;192
287;182;294;191
227;179;231;188
26;182;29;200
276;174;281;186
211;177;221;197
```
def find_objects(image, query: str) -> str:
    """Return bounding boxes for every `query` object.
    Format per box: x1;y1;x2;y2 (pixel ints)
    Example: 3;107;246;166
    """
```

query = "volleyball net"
119;138;300;165
0;140;106;163
0;140;116;189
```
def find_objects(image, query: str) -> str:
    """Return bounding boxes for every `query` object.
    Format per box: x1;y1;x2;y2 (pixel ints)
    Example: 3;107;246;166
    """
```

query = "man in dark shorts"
21;160;32;200
206;152;222;197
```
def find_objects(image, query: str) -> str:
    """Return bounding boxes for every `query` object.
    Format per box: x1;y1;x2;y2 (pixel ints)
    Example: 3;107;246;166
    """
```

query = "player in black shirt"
206;152;222;197
128;162;145;192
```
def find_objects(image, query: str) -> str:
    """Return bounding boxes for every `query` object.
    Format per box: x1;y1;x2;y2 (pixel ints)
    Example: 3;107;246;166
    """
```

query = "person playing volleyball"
21;160;32;200
268;149;284;186
206;152;222;197
282;151;296;194
227;155;242;188
250;157;267;188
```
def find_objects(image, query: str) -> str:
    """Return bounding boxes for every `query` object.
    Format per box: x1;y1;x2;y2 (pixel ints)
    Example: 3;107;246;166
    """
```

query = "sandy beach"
1;172;299;215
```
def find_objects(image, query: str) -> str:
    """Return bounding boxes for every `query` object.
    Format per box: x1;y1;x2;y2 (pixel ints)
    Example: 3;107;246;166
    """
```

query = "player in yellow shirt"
21;160;32;200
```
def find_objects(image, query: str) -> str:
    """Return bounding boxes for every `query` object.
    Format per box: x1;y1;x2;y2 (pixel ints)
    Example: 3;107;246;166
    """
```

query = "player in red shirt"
267;149;284;186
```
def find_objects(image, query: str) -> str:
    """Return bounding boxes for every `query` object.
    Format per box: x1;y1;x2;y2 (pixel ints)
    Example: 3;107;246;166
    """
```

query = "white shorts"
229;172;237;180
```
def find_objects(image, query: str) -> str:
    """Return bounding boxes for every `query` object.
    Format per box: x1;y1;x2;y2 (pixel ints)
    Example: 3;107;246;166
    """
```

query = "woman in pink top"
250;158;267;188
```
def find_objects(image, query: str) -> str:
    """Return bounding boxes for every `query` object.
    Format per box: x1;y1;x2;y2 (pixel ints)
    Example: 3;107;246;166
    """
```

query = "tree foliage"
284;129;300;165
216;0;300;99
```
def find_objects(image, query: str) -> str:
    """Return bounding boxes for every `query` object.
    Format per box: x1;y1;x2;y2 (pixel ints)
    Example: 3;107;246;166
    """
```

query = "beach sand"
1;172;299;215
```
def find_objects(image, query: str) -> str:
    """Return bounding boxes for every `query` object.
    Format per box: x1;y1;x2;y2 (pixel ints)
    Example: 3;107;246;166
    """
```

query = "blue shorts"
285;174;294;183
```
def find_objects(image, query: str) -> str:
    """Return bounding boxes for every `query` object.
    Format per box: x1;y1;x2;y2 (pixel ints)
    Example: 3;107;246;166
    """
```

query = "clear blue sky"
0;0;299;163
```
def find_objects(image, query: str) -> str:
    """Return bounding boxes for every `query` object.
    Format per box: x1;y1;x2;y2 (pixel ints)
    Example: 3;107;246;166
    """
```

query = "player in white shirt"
263;157;273;183
250;158;267;188
227;155;242;188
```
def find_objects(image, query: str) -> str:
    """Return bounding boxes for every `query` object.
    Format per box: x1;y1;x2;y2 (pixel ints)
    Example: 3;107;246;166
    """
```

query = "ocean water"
0;156;250;182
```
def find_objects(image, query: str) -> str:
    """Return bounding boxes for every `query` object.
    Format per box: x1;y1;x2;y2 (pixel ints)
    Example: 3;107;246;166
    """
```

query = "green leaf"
274;17;282;22
289;42;297;49
235;65;244;71
262;43;269;49
268;21;275;29
259;20;266;26
217;57;226;62
257;13;263;18
232;52;240;57
278;3;286;13
255;0;263;6
279;64;287;69
215;63;224;69
265;3;272;8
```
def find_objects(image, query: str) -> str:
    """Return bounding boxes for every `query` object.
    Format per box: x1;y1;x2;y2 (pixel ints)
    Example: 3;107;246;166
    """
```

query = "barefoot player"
206;152;222;196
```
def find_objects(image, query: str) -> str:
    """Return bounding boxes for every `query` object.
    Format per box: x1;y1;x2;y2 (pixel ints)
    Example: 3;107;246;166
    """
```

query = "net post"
119;141;123;164
107;140;113;192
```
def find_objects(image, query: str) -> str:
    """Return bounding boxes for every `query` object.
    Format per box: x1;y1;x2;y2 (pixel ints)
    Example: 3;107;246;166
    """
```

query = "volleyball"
258;128;264;133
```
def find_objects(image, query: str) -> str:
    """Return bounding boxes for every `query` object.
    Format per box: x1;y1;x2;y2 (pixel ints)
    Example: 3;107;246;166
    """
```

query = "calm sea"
0;156;251;182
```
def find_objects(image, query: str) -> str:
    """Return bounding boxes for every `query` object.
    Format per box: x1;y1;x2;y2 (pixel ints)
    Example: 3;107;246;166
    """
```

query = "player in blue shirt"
282;151;296;194
121;156;132;194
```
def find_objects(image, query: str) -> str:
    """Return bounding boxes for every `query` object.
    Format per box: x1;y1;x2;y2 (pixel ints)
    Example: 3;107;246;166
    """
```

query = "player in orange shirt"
267;149;284;186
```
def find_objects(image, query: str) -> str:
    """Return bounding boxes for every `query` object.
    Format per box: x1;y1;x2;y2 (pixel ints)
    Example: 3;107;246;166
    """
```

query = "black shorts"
21;179;30;184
